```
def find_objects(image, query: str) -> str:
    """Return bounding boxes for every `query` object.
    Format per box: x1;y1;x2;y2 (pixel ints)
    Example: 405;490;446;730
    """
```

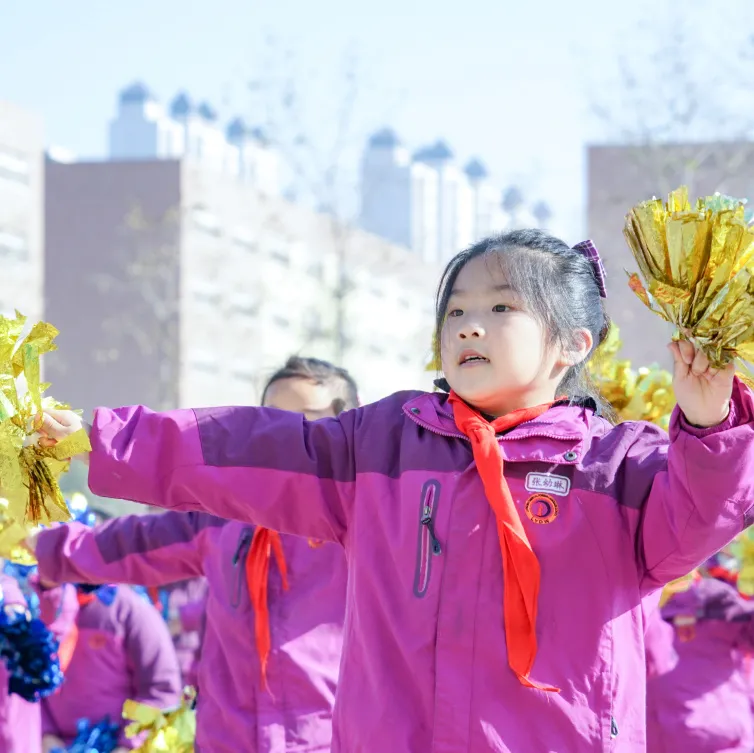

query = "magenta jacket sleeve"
88;404;357;543
120;594;182;748
35;512;223;590
624;378;754;589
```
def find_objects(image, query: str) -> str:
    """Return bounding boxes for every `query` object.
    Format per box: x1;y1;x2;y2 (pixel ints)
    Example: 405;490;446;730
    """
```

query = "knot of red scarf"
448;390;559;692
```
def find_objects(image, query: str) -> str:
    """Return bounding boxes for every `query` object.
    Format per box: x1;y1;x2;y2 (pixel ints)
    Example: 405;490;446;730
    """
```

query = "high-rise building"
360;128;548;261
108;82;280;194
465;159;505;242
0;101;45;322
413;142;474;263
359;128;440;264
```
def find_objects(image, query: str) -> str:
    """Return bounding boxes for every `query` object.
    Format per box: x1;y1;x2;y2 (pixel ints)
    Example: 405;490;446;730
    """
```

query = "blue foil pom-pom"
0;600;63;702
50;716;120;753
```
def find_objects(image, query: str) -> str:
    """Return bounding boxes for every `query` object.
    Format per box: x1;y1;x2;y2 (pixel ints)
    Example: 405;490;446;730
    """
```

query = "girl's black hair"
434;229;614;419
261;356;360;414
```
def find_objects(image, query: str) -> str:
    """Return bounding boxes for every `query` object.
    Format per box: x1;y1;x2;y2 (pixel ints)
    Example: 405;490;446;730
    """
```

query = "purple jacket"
42;585;182;748
84;381;754;752
0;574;41;753
36;514;347;753
646;578;754;753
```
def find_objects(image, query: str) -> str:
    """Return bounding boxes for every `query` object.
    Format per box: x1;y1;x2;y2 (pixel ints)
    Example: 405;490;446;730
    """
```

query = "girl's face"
263;377;343;420
440;253;579;417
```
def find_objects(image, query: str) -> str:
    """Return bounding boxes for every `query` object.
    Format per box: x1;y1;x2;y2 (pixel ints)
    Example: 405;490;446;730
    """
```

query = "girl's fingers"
44;407;73;423
668;342;690;380
677;339;695;365
40;412;66;438
690;346;709;377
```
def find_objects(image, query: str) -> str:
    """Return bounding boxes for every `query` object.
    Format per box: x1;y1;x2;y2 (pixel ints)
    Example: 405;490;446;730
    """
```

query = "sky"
2;0;752;240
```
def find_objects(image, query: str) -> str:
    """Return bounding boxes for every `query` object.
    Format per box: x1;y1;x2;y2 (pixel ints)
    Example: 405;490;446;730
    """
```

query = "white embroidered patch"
525;472;570;497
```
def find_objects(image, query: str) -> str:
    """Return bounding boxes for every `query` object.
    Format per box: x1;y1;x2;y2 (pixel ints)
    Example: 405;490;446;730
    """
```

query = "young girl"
40;229;754;751
645;558;754;753
40;581;182;751
32;357;355;753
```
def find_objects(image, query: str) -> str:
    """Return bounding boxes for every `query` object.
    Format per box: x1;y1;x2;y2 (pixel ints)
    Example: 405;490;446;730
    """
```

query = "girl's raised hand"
669;340;735;428
37;408;84;448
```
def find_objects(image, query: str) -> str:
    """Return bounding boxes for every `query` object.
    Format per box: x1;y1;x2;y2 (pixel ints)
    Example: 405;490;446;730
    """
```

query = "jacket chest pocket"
229;528;252;609
413;479;443;598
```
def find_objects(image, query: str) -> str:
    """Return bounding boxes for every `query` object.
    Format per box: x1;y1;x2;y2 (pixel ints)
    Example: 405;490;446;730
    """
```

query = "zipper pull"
610;717;618;737
233;529;252;565
421;507;442;555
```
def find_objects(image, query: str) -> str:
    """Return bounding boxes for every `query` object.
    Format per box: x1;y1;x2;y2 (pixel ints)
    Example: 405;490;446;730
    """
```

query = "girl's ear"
560;328;594;367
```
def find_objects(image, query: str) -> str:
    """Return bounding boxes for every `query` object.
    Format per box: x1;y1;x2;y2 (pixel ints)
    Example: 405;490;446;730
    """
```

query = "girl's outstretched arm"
41;404;359;544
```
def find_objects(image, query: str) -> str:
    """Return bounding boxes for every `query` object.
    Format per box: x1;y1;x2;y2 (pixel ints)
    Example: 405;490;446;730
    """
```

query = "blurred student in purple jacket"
40;583;181;752
32;356;355;753
646;556;754;753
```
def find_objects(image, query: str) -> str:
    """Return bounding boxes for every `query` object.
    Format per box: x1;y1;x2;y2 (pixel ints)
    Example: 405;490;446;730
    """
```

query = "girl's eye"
493;304;511;313
448;309;463;318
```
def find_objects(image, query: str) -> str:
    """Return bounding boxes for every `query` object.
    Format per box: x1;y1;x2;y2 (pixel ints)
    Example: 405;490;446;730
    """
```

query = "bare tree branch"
243;41;425;364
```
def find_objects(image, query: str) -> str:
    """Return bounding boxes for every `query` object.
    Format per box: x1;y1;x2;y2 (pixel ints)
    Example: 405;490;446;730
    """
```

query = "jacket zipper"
230;528;253;608
611;717;618;738
413;480;442;598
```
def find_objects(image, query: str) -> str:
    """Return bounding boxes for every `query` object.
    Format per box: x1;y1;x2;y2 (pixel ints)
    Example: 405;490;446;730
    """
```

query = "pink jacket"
35;515;347;752
42;585;182;748
646;578;754;753
84;381;754;751
0;574;41;753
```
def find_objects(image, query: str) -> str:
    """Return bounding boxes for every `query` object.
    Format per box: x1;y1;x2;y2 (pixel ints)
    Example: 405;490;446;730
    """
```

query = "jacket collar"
402;391;604;466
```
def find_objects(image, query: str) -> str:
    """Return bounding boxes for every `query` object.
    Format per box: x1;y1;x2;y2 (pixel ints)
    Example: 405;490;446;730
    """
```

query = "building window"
191;207;221;238
0;230;28;260
272;314;290;328
228;293;258;317
189;355;218;373
192;282;221;306
270;248;290;266
232;230;256;252
307;261;323;279
231;369;256;382
0;147;29;185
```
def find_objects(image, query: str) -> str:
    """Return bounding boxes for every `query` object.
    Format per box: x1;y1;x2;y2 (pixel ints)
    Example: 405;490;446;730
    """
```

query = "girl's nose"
458;322;485;339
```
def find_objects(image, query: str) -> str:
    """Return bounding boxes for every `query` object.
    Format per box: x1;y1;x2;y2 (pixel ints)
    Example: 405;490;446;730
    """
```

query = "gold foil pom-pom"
589;325;675;430
0;311;91;525
0;498;37;565
624;186;754;374
123;687;197;752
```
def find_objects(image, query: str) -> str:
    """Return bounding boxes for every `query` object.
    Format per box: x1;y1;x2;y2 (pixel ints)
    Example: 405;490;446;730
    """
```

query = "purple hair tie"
572;239;607;299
